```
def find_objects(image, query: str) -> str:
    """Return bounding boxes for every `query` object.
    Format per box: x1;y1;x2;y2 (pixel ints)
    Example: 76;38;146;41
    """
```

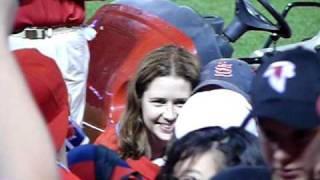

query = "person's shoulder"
127;156;161;180
95;125;121;152
59;166;81;180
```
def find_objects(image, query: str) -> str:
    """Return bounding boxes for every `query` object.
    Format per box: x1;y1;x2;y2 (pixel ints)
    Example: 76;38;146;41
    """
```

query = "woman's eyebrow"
149;97;166;100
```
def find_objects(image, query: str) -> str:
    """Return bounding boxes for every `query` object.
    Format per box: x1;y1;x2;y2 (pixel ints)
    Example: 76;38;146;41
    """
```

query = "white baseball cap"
175;89;257;139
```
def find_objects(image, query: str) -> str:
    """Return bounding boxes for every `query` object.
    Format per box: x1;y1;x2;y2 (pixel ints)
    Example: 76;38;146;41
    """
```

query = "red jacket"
95;124;120;152
14;0;85;32
59;166;81;180
95;127;160;179
127;157;161;180
110;156;161;180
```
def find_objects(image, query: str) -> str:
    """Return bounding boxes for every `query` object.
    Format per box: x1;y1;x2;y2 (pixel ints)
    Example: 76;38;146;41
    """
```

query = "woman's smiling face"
141;76;192;142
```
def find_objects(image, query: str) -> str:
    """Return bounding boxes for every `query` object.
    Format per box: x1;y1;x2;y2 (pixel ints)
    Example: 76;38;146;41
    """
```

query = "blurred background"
85;0;320;57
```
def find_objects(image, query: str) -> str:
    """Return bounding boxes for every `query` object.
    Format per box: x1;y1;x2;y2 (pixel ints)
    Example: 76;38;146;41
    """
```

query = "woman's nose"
162;104;177;121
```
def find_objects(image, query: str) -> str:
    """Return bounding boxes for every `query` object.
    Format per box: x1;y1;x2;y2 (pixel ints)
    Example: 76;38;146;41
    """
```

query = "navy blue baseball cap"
193;58;254;100
251;47;320;130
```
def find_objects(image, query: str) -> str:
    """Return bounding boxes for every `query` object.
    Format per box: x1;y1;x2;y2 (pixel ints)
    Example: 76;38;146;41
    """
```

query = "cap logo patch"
214;61;233;77
263;61;295;93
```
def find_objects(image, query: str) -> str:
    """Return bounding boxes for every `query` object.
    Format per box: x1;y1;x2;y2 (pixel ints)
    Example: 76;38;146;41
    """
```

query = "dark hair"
225;127;266;166
157;126;265;180
157;127;235;180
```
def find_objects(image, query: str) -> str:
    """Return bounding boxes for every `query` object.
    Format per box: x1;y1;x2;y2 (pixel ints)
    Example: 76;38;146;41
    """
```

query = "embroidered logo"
263;61;295;93
214;61;233;77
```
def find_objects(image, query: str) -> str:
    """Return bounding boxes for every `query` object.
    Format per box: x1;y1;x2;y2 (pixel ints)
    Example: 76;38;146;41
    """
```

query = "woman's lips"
159;123;174;134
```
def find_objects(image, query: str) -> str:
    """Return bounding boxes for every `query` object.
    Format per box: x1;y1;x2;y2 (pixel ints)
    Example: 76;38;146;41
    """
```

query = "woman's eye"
151;99;166;106
174;99;187;107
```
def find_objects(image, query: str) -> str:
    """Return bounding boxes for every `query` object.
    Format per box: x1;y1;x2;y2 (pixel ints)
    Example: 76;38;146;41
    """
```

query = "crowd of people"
1;0;320;180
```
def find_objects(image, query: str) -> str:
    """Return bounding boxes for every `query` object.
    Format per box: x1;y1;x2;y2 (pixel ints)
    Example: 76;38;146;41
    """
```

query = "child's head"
158;126;264;180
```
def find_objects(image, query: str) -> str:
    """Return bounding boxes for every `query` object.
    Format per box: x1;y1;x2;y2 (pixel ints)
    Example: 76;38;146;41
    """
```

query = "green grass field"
85;0;320;57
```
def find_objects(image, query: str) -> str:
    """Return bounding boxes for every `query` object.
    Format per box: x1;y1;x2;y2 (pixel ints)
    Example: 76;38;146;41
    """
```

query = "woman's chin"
156;133;172;142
